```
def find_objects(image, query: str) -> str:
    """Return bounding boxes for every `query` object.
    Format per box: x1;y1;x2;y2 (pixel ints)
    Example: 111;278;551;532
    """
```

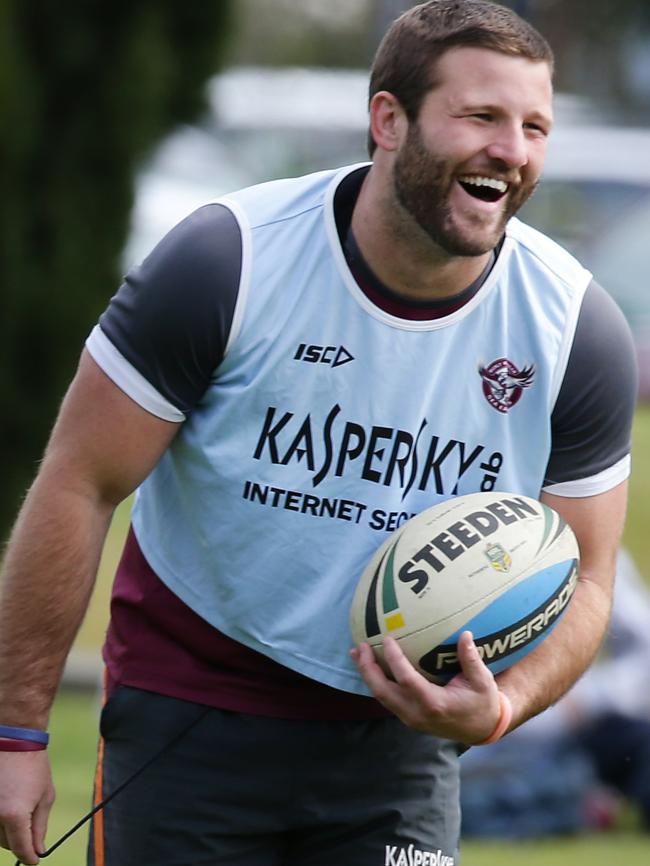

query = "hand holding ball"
350;492;579;681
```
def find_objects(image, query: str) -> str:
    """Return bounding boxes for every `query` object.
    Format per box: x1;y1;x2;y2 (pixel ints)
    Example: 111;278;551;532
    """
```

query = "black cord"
14;704;212;865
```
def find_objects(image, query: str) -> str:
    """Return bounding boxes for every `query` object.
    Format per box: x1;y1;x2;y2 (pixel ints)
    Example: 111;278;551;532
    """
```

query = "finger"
383;637;443;704
353;642;388;684
353;642;405;704
31;788;54;859
456;631;494;689
382;637;437;693
5;815;40;866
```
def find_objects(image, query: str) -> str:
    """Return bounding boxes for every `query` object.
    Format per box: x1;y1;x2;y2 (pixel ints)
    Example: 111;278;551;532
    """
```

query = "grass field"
2;407;649;865
621;403;650;576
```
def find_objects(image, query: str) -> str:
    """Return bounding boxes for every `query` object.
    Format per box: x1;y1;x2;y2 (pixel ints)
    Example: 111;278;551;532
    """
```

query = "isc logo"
293;343;354;368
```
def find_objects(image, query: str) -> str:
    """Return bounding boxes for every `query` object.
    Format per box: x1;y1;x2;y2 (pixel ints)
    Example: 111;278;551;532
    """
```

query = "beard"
393;122;538;257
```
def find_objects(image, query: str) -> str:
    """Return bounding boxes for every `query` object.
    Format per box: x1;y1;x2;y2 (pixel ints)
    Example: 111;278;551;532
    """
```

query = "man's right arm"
0;349;180;864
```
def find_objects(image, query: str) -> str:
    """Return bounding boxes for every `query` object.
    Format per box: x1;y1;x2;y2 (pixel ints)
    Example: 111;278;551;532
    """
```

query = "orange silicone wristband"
476;692;513;745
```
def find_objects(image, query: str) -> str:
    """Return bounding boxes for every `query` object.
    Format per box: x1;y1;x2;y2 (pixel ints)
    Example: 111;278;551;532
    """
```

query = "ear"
369;91;408;153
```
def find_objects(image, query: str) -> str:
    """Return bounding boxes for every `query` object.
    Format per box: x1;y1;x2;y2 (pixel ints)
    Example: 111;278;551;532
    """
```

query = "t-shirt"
87;165;637;717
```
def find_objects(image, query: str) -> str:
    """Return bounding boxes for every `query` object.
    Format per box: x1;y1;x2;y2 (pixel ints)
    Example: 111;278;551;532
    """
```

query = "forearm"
0;469;114;729
496;572;612;730
496;483;629;732
0;353;179;866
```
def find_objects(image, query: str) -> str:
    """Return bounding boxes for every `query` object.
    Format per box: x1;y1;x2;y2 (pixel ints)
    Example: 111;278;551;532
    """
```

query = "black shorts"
88;686;460;866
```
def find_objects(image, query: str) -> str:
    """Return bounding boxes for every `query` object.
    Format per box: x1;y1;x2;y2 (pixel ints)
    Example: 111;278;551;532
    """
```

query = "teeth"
458;175;508;193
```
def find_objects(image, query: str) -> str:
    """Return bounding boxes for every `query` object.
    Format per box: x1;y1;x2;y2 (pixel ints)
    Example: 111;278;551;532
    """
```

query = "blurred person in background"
0;2;637;865
461;548;650;838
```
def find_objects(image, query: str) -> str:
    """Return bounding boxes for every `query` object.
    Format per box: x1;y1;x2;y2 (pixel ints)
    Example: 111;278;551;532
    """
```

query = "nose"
485;123;529;170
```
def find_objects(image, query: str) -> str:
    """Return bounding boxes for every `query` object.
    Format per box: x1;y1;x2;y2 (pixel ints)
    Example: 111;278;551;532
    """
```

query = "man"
0;2;637;864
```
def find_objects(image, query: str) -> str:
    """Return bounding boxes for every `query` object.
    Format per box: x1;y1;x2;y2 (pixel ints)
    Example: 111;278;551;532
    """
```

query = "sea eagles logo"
479;358;535;413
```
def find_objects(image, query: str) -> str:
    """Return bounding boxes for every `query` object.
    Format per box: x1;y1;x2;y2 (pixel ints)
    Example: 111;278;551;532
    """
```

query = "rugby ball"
350;492;579;682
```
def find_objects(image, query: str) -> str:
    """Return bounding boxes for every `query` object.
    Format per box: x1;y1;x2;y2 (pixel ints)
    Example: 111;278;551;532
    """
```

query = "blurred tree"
228;0;375;67
0;0;234;539
230;0;650;120
506;0;650;120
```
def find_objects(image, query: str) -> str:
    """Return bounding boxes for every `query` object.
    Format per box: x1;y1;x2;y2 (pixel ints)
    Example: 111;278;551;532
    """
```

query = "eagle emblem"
479;358;535;413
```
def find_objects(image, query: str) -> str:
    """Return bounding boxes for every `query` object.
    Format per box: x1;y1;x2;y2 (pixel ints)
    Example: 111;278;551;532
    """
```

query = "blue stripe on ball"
418;558;577;679
455;558;575;637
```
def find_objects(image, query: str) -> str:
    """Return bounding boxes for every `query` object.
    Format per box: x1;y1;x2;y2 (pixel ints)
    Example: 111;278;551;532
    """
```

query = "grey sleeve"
99;203;242;414
545;280;638;486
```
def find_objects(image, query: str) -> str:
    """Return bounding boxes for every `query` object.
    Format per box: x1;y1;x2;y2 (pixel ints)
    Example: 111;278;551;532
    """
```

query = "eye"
471;113;494;122
524;122;549;137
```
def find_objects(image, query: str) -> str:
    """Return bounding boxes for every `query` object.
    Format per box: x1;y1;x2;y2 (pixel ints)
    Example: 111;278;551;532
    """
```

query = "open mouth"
457;175;508;203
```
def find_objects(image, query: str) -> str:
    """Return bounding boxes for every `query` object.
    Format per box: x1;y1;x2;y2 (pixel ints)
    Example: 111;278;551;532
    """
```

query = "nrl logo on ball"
484;542;512;573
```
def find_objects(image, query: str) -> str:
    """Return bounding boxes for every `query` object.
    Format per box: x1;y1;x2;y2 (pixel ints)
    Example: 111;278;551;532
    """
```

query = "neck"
351;167;494;301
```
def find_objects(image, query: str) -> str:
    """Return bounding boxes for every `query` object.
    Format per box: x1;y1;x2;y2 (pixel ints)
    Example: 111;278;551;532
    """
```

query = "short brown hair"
367;0;554;155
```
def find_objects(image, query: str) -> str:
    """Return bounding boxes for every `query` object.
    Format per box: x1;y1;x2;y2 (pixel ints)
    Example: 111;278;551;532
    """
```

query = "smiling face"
391;47;553;257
